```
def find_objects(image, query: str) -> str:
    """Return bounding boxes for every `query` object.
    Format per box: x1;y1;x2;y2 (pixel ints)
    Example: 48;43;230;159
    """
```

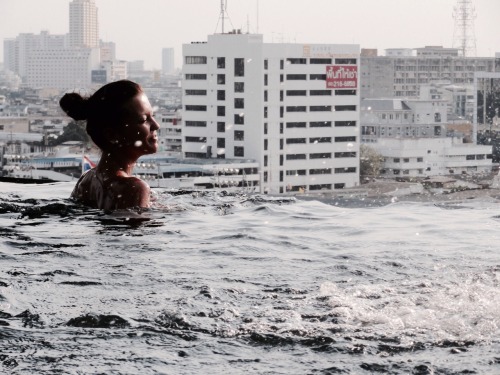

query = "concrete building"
360;98;492;177
182;33;360;195
69;0;99;48
361;46;499;100
3;0;101;90
100;41;116;62
162;48;175;75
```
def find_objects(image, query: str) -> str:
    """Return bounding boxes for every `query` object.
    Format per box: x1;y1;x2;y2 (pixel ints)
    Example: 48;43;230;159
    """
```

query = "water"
1;182;500;374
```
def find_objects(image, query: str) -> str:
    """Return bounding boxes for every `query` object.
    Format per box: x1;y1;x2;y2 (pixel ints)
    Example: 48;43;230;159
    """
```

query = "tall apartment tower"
182;33;360;195
162;48;175;75
69;0;99;48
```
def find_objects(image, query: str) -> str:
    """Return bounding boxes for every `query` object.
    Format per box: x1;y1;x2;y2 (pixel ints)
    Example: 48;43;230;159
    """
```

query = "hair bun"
59;93;89;121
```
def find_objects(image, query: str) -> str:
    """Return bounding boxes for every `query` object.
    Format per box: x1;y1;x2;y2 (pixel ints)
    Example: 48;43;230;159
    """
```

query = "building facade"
361;46;499;100
182;33;360;195
69;0;99;48
162;48;175;75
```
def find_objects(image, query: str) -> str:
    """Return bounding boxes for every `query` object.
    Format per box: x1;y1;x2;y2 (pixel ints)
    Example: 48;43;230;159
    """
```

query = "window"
335;90;356;96
185;105;207;111
217;106;225;116
310;90;331;96
234;98;244;109
286;154;307;160
286;106;307;112
334;105;356;111
185;121;207;127
217;138;225;148
264;74;268;85
394;158;400;162
310;105;332;112
264;107;268;118
403;158;410;163
280;59;284;69
335;58;357;64
417;157;423;162
310;137;331;143
217;90;225;100
234;58;244;77
185;89;207;95
309;184;332;191
234;82;244;92
286;74;307;80
280;123;284;134
286;90;307;96
335;121;356;127
185;136;206;143
264;59;268;69
264;139;268;150
264;123;268;135
286;122;307;128
280;90;284;101
264;155;268;167
286;138;306;144
335;136;356;142
335;167;357;173
234;130;244;141
310;121;332;128
310;74;326;80
185;56;207;64
217;74;225;84
286;170;306;176
234;114;244;125
217;122;225;132
310;58;332;64
217;57;225;68
185;152;207;158
334;152;356;158
264;90;268;102
309;168;332;175
287;58;307;64
186;73;207;80
466;155;475;160
310;153;332;159
234;146;244;157
334;183;346;189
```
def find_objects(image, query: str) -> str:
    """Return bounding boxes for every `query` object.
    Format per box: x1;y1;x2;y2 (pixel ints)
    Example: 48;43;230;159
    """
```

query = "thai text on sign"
326;65;358;89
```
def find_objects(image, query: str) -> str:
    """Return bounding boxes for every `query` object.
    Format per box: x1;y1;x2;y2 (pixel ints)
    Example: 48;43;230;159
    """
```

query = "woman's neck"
96;152;137;178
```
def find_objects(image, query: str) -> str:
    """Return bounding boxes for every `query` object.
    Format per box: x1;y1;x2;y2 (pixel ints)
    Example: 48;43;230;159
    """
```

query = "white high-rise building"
182;33;360;195
162;48;175;75
69;0;99;48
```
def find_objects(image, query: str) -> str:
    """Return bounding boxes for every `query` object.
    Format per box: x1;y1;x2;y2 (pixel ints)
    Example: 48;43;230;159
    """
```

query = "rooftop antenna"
215;0;234;34
452;0;477;57
256;0;260;34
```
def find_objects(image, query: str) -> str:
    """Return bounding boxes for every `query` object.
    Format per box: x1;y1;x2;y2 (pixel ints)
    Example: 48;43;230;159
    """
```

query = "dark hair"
59;80;143;150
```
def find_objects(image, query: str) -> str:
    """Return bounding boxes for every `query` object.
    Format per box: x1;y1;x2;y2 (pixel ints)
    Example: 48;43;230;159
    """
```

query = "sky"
1;0;500;70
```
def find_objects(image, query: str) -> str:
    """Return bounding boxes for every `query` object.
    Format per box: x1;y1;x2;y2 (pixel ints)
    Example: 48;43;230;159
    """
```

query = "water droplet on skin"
134;141;143;147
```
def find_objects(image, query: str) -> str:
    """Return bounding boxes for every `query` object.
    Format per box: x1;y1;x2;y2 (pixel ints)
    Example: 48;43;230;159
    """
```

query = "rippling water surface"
1;181;500;374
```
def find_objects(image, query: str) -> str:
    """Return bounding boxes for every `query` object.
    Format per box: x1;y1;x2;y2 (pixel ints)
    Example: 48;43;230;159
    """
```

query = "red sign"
326;65;358;89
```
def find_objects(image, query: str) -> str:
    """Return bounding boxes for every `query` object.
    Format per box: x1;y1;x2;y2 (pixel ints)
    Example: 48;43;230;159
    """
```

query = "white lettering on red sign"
326;65;358;89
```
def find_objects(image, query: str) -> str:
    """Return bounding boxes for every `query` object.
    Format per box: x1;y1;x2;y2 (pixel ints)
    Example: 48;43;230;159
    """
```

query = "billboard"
326;65;358;89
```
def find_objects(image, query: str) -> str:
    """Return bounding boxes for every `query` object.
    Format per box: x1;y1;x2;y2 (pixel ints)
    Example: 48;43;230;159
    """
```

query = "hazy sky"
1;0;499;70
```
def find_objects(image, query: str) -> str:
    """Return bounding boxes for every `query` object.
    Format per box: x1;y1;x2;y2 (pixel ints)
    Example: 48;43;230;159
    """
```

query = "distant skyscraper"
69;0;99;48
162;48;175;75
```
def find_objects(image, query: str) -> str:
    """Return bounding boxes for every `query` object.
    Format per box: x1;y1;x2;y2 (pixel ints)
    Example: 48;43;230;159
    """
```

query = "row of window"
286;121;356;128
185;56;357;67
285;105;356;112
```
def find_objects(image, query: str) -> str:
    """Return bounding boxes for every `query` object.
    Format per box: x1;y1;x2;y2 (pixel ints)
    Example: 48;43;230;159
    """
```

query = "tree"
50;121;90;146
359;144;384;181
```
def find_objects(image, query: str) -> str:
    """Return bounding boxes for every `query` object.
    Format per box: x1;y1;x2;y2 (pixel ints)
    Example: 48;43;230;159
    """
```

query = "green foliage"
50;121;90;146
360;144;384;179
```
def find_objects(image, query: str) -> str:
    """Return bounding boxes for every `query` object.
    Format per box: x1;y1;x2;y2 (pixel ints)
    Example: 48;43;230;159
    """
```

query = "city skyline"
1;0;500;70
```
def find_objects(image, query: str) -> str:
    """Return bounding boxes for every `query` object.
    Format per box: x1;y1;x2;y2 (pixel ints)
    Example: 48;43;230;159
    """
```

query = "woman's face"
115;93;160;159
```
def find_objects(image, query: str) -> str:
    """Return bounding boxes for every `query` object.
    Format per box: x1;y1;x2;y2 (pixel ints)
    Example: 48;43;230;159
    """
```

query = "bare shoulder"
111;176;151;209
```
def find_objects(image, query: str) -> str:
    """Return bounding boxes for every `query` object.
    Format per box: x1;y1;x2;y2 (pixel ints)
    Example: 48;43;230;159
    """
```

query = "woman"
59;80;160;210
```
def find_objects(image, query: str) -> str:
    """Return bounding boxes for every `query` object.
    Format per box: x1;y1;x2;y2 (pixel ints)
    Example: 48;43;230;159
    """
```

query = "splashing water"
0;182;499;374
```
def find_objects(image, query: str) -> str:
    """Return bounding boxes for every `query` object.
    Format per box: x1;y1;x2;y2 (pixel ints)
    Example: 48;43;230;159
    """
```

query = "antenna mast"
452;0;477;57
215;0;234;34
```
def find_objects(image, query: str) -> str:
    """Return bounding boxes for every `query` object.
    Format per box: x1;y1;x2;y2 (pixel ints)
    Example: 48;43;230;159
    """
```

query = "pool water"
0;182;500;374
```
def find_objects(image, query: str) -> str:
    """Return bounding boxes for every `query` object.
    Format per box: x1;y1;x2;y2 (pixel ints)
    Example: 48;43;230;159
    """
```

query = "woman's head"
59;80;146;151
